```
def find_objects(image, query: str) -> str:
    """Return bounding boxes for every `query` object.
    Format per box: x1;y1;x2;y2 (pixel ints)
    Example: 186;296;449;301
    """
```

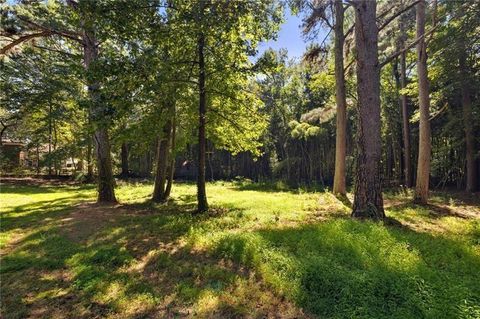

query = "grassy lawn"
1;180;479;318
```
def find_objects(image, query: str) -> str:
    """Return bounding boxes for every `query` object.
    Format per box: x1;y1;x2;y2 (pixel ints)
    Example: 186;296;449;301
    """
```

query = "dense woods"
1;0;479;215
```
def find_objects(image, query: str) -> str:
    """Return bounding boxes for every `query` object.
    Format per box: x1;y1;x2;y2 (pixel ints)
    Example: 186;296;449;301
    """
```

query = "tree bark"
196;28;208;213
400;50;412;187
120;142;129;177
351;0;385;219
83;27;116;203
333;0;347;195
395;8;412;187
48;104;53;176
459;34;477;192
152;119;172;202
165;117;176;198
53;120;58;175
86;135;94;181
414;0;431;204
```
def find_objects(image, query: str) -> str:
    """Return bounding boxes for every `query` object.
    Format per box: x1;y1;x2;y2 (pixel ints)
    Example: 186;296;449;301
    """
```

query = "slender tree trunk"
120;142;129;177
351;0;384;219
83;28;116;203
36;145;40;175
196;29;208;213
394;50;412;187
165;117;176;198
48;105;53;176
400;51;412;187
333;0;347;195
459;35;477;192
414;0;431;204
152;119;172;202
53;120;58;175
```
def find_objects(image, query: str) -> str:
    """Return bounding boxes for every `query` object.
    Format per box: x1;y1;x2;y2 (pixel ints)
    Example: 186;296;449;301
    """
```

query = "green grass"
1;181;479;318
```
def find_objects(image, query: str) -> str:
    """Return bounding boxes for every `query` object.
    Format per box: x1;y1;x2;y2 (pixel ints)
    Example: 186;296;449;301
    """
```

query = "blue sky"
257;9;327;60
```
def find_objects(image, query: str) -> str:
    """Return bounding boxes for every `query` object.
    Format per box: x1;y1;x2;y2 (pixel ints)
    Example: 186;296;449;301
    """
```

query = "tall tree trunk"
333;0;347;195
48;104;53;176
196;29;208;213
83;28;116;203
120;142;129;177
459;34;477;192
400;51;412;187
165;117;176;198
53;120;58;175
394;48;412;188
351;0;384;219
152;119;172;202
414;0;431;204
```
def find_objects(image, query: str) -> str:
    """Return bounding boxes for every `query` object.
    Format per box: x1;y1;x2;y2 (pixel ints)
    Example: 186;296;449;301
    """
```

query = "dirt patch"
59;202;148;242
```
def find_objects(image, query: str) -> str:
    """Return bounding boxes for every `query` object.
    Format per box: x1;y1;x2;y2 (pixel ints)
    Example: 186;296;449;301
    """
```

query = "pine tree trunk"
48;104;53;176
83;28;116;203
152;119;172;202
459;36;477;192
196;29;208;213
333;0;347;195
53;120;58;175
414;0;431;204
351;0;385;219
165;118;176;198
400;51;412;187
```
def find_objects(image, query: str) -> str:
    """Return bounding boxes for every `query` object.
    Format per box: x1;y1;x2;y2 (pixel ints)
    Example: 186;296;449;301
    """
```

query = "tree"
351;0;384;219
169;0;281;213
80;6;116;203
332;0;348;195
414;0;431;204
1;1;118;202
398;9;413;188
294;0;349;194
457;4;477;192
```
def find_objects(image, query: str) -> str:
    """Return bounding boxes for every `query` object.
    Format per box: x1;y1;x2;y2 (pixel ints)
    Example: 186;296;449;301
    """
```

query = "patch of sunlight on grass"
34;288;70;300
115;183;153;204
195;290;220;315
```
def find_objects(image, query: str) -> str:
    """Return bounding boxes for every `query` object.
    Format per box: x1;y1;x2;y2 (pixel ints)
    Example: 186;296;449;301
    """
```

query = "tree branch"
379;23;439;68
378;0;420;31
0;31;51;55
18;16;82;43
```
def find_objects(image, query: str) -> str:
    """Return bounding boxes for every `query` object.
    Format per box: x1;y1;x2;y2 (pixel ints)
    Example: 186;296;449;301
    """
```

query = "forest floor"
1;179;479;319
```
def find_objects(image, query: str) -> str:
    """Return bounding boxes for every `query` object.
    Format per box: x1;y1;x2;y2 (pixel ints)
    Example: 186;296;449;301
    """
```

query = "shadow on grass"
1;194;289;318
387;201;476;220
231;181;327;194
1;194;92;233
213;220;480;319
1;200;192;318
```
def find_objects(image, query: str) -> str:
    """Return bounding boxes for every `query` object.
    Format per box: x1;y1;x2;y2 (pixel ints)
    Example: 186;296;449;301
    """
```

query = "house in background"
0;139;26;170
1;139;81;175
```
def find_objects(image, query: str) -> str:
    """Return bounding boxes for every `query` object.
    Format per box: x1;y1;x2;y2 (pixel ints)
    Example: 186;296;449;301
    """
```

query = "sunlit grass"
1;181;479;318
